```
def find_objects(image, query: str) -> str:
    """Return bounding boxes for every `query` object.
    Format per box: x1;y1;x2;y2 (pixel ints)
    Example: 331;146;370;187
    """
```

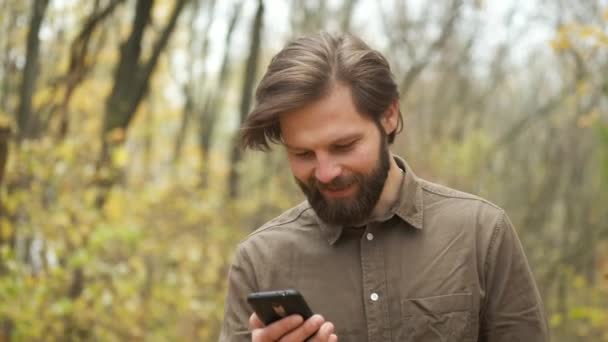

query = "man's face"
279;83;396;226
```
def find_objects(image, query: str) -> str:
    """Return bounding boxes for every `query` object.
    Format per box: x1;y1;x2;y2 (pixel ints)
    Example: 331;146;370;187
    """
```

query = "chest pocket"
399;293;474;342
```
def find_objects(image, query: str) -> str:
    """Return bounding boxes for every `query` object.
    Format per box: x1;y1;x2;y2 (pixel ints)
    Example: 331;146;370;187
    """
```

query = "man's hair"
240;32;403;150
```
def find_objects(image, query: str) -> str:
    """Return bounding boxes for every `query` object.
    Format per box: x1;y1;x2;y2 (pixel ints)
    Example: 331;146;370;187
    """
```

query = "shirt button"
370;293;379;301
366;233;374;241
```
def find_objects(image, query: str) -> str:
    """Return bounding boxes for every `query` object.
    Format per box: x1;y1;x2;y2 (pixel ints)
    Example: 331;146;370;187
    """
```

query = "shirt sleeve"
479;211;550;342
219;243;257;342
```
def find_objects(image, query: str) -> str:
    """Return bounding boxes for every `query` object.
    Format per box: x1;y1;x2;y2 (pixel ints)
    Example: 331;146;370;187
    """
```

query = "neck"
369;154;403;221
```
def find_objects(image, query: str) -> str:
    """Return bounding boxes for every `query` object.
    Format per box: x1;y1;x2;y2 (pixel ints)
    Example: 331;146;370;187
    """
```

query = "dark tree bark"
198;2;242;188
398;0;462;99
16;0;50;141
101;0;152;139
101;0;187;150
89;1;188;310
0;2;19;114
173;0;217;166
0;123;12;264
228;0;264;199
340;0;358;31
289;0;327;34
0;123;10;191
488;49;589;155
0;8;45;340
174;83;194;165
54;0;125;140
486;78;591;158
96;0;188;198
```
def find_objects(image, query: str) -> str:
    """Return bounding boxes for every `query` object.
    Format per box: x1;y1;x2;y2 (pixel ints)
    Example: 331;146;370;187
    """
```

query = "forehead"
279;84;376;148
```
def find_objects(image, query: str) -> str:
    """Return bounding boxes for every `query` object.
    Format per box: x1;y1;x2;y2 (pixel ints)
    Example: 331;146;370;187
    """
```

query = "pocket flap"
402;293;471;316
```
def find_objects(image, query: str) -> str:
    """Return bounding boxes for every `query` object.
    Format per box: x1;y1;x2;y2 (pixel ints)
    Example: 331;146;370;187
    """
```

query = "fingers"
251;314;304;342
278;314;325;342
249;313;338;342
309;321;336;342
249;313;265;330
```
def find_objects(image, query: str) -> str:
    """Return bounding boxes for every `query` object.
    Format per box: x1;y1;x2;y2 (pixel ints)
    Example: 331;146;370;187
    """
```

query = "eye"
333;140;356;152
293;151;314;159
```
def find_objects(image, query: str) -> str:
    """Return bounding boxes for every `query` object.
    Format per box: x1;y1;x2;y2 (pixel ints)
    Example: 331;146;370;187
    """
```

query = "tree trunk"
197;2;242;188
90;5;187;320
398;0;462;99
97;0;187;202
0;1;18;114
100;0;153;142
0;123;12;273
16;0;49;141
54;0;125;141
227;0;264;199
173;0;217;166
340;0;358;31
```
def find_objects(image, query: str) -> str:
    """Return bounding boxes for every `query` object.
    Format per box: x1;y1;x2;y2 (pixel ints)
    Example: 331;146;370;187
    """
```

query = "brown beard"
296;135;390;226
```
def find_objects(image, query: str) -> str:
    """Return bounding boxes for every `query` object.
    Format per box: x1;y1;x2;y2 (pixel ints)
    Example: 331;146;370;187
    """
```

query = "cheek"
287;157;313;182
345;143;380;174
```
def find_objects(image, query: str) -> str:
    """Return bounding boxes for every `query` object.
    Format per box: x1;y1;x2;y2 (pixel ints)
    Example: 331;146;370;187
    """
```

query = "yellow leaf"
550;313;563;327
0;113;14;128
103;192;125;220
84;188;98;206
550;36;571;51
32;86;59;109
597;33;608;47
577;109;599;128
56;141;76;162
0;219;13;241
579;26;596;38
52;212;71;227
576;81;590;95
573;275;586;289
112;146;128;168
106;127;126;144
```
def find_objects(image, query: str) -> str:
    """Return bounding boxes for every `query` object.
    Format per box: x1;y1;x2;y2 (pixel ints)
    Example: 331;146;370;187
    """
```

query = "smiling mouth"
320;184;356;198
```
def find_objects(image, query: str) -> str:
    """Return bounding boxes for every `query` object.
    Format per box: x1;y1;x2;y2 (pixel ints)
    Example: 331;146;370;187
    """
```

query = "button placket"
360;225;391;342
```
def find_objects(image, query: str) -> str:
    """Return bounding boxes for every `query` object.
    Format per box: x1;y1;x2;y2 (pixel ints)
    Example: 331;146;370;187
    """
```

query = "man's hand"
249;312;338;342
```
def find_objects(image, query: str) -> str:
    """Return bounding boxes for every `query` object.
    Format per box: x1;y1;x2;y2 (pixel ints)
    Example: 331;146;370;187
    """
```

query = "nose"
314;155;342;184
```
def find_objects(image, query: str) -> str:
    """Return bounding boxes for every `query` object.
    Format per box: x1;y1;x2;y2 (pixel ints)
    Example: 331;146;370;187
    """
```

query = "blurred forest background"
0;0;607;340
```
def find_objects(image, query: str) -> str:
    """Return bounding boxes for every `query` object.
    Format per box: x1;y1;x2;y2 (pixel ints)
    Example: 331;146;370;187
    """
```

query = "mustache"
308;174;358;191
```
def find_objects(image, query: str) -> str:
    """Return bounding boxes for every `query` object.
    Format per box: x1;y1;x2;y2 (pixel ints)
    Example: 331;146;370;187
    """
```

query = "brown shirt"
220;157;549;341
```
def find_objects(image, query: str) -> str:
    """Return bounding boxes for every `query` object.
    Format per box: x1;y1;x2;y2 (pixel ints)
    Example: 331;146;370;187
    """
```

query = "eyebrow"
284;133;363;151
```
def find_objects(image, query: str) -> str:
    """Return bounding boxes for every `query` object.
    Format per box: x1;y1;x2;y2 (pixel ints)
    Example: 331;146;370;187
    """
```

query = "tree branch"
399;0;463;99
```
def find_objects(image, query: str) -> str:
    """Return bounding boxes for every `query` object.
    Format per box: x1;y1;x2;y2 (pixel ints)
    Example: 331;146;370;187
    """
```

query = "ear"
380;99;399;135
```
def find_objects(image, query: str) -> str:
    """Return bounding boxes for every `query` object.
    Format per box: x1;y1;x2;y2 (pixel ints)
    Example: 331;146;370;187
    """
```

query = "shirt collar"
316;155;424;245
392;155;424;231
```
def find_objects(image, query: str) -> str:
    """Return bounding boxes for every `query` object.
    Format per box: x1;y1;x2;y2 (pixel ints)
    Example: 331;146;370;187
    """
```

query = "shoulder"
237;201;319;251
419;178;500;210
415;178;517;268
419;178;504;218
231;201;323;278
248;201;316;237
416;178;508;242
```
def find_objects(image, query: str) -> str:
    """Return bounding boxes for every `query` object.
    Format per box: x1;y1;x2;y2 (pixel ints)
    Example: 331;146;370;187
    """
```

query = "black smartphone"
247;289;314;325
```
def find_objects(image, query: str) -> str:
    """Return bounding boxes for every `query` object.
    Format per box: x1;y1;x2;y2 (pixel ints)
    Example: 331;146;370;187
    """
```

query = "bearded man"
219;32;549;342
